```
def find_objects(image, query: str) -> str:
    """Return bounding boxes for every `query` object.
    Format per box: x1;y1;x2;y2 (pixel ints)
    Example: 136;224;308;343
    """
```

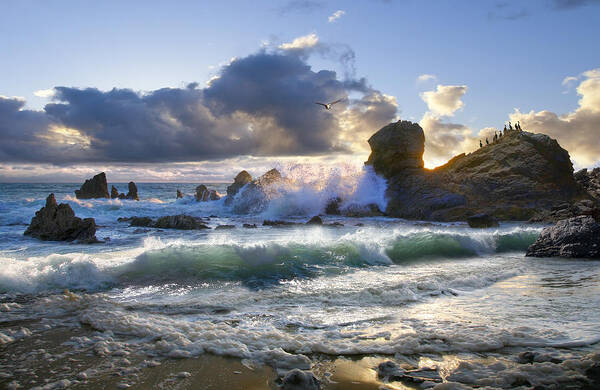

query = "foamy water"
1;171;599;389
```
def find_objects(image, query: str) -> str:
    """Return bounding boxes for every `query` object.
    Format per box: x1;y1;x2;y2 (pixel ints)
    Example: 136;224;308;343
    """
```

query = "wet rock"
127;217;154;227
226;170;252;203
324;197;342;215
24;194;98;243
467;213;499;228
176;189;183;199
232;168;286;214
154;215;210;230
125;182;139;201
306;216;323;225
526;216;600;258
195;185;220;202
75;172;109;199
377;361;405;381
215;225;235;230
111;185;119;199
281;369;320;390
263;220;299;227
243;223;257;228
342;203;384;217
327;222;344;227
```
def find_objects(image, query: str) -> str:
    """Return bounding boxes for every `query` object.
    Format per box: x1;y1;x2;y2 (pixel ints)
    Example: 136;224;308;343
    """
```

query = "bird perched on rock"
315;98;344;110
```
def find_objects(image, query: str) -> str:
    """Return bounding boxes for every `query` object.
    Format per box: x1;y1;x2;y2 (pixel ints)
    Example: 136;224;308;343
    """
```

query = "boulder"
24;194;98;243
119;216;154;227
195;185;220;202
215;225;235;230
467;213;499;228
154;215;210;230
306;216;323;225
367;121;584;221
75;172;109;199
526;216;600;258
232;168;285;214
111;185;119;199
125;181;139;201
226;170;252;200
176;189;183;199
281;369;320;390
324;197;341;215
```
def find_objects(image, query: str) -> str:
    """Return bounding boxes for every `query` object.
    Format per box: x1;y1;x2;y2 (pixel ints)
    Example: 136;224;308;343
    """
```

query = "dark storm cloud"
0;46;398;164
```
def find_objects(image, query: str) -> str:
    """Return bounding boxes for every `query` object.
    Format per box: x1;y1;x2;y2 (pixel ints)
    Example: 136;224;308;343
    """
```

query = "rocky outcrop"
367;120;585;221
24;194;98;243
529;199;600;223
111;185;119;199
281;369;320;390
75;172;109;199
232;168;285;214
226;170;252;201
195;185;220;202
119;215;209;230
125;182;139;201
306;216;323;225
575;168;600;201
526;216;600;258
467;213;499;228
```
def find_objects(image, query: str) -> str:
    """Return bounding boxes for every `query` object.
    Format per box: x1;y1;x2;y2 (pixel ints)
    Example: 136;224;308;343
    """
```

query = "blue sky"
1;0;599;181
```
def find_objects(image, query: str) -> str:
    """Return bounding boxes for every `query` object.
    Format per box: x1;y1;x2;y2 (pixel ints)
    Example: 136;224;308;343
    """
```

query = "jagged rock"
324;197;341;215
281;369;320;390
225;170;253;204
367;121;584;221
529;199;600;223
306;216;323;225
575;167;600;201
154;215;210;230
263;220;299;227
467;213;499;228
215;225;235;230
195;185;220;202
526;216;600;258
125;182;139;201
75;172;109;199
111;185;119;199
24;194;98;243
232;168;286;214
176;189;183;199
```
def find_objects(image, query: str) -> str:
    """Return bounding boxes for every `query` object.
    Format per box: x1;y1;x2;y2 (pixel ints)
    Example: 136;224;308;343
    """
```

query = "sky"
0;0;599;182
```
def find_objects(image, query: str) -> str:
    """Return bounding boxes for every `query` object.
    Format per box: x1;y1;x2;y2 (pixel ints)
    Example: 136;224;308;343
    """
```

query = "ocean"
1;177;599;389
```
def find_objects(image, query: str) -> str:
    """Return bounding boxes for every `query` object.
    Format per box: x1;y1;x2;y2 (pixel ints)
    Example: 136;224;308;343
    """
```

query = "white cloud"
562;76;578;86
420;84;467;116
328;10;345;23
278;33;319;50
33;88;55;98
417;74;437;83
509;67;600;167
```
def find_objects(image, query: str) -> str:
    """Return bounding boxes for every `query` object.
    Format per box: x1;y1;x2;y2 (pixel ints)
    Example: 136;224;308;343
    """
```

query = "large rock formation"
226;170;252;201
526;216;600;258
195;185;220;201
75;172;109;199
232;168;285;214
125;181;139;201
24;194;98;243
367;120;586;221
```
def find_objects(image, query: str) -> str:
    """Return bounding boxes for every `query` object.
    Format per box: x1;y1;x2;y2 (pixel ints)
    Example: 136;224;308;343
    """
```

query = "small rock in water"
263;220;298;227
75;172;109;199
176;189;183;199
526;215;600;258
306;216;323;225
377;361;405;381
215;225;235;230
466;213;499;228
281;369;320;390
243;223;257;228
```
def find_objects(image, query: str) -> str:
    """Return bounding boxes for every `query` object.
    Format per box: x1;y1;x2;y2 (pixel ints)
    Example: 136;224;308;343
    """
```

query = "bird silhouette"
315;98;344;110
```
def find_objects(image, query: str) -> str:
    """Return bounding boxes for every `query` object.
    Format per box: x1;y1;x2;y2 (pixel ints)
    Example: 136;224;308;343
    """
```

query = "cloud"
509;68;600;167
417;74;437;83
33;88;56;98
420;84;467;116
278;33;319;51
328;10;346;23
0;39;398;166
562;76;578;86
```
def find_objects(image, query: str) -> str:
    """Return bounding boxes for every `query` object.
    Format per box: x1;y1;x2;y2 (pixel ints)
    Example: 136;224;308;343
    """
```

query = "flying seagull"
315;98;344;110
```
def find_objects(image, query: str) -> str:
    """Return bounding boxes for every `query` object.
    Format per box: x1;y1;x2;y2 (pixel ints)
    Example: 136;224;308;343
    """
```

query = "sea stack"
125;181;139;200
195;185;220;201
24;194;98;243
226;170;253;201
75;172;109;199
